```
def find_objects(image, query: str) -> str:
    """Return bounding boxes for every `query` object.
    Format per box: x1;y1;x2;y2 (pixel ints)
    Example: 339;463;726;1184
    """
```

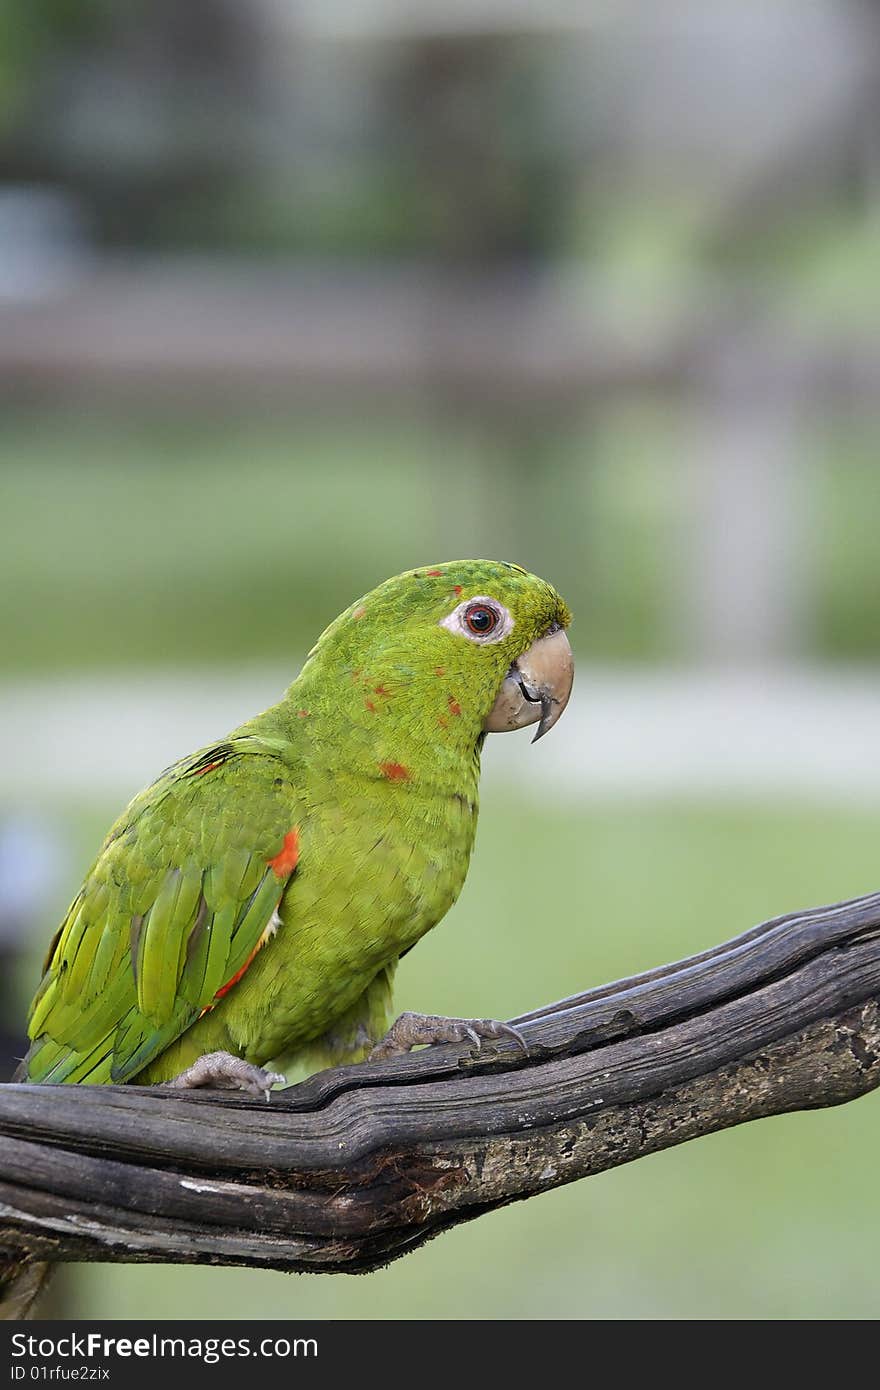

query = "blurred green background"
2;0;880;1321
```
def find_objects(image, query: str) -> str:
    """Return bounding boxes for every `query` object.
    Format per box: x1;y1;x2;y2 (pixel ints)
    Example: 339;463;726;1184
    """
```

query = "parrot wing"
22;739;302;1085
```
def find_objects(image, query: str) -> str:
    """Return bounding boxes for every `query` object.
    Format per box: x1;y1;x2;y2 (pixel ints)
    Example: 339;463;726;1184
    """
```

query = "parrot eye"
439;595;513;644
465;604;498;635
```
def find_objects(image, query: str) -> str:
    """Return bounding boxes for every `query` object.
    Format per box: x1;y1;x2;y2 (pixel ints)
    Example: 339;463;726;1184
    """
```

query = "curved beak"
483;626;574;743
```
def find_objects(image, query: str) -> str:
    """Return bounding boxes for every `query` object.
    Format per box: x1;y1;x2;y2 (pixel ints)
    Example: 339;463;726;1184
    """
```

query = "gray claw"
498;1022;529;1055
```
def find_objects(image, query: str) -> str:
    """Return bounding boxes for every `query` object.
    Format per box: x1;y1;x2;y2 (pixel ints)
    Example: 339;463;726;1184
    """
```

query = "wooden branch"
1;892;879;1284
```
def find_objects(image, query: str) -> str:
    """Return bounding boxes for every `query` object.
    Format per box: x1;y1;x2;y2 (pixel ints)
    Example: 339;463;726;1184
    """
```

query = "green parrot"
18;560;573;1097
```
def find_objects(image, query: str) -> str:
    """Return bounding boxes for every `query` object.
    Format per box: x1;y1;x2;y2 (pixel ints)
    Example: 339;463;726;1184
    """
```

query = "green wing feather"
22;741;300;1085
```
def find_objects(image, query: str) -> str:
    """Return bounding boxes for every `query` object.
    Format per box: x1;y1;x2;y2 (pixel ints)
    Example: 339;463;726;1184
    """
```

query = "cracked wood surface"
0;891;879;1283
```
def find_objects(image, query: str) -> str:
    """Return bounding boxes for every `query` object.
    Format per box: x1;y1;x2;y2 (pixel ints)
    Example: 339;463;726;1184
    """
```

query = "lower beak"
483;626;574;742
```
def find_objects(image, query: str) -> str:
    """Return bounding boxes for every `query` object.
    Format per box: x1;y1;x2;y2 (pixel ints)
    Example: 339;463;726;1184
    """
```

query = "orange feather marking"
268;827;300;878
352;605;367;620
213;915;279;1002
198;917;280;1017
213;944;262;1001
448;696;462;717
379;761;410;781
427;569;443;577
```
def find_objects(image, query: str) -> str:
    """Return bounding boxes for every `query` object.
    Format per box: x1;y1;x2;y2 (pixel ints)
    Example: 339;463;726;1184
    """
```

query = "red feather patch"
201;909;281;1014
268;828;300;878
213;942;263;1001
379;762;410;781
186;745;234;778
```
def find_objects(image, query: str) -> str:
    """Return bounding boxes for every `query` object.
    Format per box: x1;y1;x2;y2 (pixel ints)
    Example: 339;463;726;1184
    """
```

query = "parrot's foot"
368;1011;528;1061
165;1051;285;1101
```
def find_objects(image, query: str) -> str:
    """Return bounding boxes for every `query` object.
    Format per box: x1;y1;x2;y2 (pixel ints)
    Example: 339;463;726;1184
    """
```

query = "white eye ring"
439;596;514;644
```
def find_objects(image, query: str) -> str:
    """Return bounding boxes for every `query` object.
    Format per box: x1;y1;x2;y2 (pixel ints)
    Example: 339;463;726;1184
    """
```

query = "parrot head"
298;560;573;751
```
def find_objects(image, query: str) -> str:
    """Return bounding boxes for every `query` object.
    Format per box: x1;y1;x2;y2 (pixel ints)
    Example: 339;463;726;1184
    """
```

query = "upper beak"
483;626;574;742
